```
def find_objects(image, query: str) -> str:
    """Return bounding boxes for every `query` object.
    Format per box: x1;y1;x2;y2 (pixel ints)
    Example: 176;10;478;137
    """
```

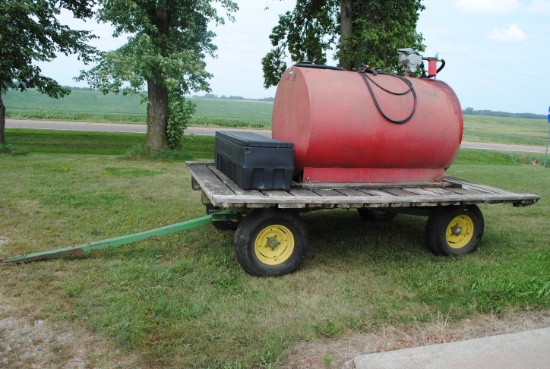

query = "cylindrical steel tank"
272;65;463;183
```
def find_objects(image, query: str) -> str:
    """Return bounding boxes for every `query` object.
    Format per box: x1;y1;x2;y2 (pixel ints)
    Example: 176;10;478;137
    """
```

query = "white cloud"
528;0;550;15
455;0;520;14
488;24;528;41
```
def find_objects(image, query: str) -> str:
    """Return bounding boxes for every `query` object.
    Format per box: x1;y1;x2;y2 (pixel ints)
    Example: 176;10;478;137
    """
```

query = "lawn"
0;131;548;368
3;129;215;157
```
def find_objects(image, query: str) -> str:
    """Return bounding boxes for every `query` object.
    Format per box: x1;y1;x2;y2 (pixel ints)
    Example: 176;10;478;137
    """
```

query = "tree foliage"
78;0;238;150
0;0;97;145
262;0;425;88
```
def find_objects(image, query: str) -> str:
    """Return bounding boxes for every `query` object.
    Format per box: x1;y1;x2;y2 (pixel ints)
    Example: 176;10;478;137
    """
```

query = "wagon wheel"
357;208;397;222
206;204;240;231
234;208;308;277
425;205;484;256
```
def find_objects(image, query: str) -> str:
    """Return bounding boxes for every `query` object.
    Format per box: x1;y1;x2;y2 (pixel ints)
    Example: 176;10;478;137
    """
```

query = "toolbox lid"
216;131;294;148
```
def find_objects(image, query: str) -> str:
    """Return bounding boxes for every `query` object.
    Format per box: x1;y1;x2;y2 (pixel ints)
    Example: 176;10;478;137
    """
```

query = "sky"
38;0;550;114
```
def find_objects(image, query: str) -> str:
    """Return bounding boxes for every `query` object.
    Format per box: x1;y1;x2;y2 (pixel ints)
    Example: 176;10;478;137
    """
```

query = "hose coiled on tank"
357;70;417;124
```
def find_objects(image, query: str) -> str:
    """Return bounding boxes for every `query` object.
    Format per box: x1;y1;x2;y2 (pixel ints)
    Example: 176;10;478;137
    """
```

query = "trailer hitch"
1;210;238;264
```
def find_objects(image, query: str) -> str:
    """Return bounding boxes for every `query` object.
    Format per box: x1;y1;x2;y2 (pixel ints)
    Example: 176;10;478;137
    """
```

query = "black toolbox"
214;131;294;190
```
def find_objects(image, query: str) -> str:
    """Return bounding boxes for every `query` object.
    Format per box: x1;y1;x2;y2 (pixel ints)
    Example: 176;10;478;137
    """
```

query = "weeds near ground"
123;144;193;161
323;353;334;367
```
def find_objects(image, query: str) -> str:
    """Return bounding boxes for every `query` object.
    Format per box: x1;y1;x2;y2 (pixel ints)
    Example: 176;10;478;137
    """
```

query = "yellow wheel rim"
446;215;474;249
254;224;295;265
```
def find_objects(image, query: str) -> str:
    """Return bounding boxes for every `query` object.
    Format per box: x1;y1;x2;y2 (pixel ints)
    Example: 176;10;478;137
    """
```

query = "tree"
262;0;425;88
78;0;238;151
0;0;97;145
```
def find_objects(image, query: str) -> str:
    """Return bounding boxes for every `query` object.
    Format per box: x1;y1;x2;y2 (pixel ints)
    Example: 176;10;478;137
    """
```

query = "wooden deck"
187;162;540;210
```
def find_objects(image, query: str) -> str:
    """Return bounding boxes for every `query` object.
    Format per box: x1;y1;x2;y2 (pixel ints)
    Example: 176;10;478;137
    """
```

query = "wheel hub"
451;224;462;236
446;215;474;249
254;225;295;265
266;236;279;249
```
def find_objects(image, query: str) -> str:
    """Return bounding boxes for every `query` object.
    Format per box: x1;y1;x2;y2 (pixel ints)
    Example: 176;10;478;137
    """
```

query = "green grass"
1;132;548;368
454;148;546;167
189;98;272;128
4;129;215;157
463;115;548;146
4;88;145;115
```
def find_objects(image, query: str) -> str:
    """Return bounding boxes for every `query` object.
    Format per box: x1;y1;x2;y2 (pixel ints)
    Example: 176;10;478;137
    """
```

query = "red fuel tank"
272;66;463;183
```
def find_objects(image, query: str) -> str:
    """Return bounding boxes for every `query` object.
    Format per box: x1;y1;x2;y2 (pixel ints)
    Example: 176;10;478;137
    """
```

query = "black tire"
425;205;484;256
206;204;239;231
234;208;308;277
357;208;397;222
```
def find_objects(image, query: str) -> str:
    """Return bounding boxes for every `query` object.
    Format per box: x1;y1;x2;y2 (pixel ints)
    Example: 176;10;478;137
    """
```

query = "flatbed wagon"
188;162;540;276
1;58;541;277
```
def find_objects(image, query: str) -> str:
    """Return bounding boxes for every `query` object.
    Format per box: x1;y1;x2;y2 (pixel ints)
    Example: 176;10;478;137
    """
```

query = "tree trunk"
144;6;171;152
340;0;353;70
0;92;6;145
146;79;169;151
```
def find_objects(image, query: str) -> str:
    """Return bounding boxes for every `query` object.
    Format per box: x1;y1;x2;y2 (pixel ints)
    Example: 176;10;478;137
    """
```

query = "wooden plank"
325;189;364;208
188;163;539;210
237;187;531;204
206;164;264;197
187;164;235;197
445;187;487;195
338;188;372;197
295;180;457;189
384;188;419;197
279;203;307;209
313;189;344;197
188;164;248;208
263;190;301;208
445;176;513;194
263;190;293;197
288;189;322;197
361;189;395;198
424;188;458;196
405;188;442;196
206;191;538;209
411;202;439;207
455;185;497;195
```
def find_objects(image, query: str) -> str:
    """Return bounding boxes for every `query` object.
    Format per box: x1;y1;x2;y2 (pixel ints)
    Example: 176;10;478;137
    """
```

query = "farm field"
463;115;548;146
3;88;272;128
3;88;549;145
0;130;549;368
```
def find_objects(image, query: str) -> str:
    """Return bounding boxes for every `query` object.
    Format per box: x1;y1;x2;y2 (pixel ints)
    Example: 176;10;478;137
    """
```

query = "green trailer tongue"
1;211;238;264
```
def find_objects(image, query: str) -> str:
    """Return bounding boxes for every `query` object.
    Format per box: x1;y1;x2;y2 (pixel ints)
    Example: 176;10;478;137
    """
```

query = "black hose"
358;71;417;125
437;59;446;73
